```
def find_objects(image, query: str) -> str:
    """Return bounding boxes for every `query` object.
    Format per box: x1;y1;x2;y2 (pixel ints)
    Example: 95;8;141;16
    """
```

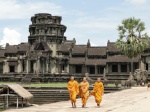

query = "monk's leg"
82;97;88;108
72;93;77;108
82;97;85;108
70;94;74;108
95;95;102;107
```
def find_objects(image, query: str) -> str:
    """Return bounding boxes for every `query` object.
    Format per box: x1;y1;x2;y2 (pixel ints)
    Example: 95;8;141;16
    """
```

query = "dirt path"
4;87;150;112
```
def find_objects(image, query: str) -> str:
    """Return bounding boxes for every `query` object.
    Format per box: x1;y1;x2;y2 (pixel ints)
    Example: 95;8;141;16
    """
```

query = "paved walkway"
4;87;150;112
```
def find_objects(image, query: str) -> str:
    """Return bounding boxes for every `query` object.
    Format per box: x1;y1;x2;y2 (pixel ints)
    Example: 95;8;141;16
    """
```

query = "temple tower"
28;13;67;56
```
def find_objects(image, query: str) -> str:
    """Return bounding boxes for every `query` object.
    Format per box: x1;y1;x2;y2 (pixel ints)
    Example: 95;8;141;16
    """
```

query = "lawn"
0;82;67;87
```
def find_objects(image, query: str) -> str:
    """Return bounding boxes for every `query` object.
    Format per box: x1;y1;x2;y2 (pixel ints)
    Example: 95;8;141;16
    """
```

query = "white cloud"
125;0;147;5
0;0;63;19
90;42;98;46
70;17;117;30
0;28;21;46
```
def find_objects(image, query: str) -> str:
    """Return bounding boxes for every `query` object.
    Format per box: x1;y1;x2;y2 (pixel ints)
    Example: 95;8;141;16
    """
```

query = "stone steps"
0;86;123;105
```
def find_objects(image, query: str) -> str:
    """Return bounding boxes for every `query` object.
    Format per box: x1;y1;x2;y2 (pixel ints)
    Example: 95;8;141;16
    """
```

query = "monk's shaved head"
83;77;87;82
97;77;101;82
70;75;74;80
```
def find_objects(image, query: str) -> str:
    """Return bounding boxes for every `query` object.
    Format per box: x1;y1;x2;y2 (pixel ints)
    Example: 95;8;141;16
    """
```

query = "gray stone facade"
0;13;149;76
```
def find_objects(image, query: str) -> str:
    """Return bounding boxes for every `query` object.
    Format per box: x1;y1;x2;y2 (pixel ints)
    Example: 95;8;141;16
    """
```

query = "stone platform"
4;87;150;112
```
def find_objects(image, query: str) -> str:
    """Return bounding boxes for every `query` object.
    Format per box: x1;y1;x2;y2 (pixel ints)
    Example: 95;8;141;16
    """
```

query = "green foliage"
116;17;149;59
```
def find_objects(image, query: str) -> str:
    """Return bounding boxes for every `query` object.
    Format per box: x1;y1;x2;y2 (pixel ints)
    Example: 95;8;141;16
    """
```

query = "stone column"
82;65;85;74
127;63;130;73
85;65;87;73
46;61;49;73
148;61;150;72
26;60;29;73
106;64;109;74
17;60;22;73
36;58;40;73
66;63;69;73
118;63;121;73
3;61;9;73
95;65;98;75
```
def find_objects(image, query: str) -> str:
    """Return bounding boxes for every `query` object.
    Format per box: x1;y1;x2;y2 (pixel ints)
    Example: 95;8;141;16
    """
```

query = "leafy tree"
115;17;149;73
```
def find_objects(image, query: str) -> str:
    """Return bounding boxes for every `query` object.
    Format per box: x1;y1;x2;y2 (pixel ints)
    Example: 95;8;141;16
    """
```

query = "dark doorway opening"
30;61;34;73
9;66;15;72
75;65;82;73
121;64;127;72
112;64;118;72
146;63;148;71
89;66;95;74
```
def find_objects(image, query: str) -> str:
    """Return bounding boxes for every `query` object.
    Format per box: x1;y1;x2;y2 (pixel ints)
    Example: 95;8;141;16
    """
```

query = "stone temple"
0;13;149;80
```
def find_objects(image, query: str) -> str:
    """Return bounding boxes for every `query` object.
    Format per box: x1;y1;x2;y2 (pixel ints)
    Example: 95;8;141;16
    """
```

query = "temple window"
121;64;127;72
89;66;95;74
112;64;118;72
75;65;82;73
9;66;15;72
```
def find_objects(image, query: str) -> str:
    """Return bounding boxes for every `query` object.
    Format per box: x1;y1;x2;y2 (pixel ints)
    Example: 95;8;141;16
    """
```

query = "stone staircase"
0;86;125;105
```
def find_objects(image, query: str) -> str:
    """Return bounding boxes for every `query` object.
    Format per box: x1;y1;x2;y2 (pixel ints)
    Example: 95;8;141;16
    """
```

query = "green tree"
115;17;149;73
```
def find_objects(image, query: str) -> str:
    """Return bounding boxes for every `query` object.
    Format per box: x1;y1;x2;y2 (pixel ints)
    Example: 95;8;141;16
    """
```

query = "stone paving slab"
4;87;150;112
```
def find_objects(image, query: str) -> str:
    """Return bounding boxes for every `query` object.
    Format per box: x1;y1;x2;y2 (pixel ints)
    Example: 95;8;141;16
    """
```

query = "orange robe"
67;80;79;103
79;81;89;105
91;82;104;105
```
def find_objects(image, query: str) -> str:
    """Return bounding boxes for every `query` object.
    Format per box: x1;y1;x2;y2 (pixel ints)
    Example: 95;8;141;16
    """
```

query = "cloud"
70;17;117;30
0;0;63;19
0;28;21;46
90;42;98;46
125;0;147;5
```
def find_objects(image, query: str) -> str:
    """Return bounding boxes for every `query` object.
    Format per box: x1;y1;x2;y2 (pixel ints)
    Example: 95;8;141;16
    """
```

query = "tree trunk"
131;58;133;74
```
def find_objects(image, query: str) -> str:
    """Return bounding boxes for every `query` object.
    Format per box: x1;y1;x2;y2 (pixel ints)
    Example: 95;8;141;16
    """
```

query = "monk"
79;77;89;108
91;77;104;107
67;76;79;108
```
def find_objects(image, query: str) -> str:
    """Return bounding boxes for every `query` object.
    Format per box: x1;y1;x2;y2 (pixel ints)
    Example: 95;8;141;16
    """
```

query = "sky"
0;0;150;46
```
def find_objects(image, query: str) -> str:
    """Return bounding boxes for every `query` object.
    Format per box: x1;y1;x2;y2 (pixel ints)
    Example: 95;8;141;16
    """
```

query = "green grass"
0;82;67;87
23;83;67;87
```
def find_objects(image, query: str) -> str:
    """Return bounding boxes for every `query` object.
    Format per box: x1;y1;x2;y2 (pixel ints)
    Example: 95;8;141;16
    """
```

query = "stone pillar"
36;58;40;73
148;61;150;72
66;64;69;73
127;63;130;73
95;65;98;75
3;61;9;73
118;63;121;73
46;61;49;73
33;61;36;73
106;64;109;74
82;65;85;74
85;65;87;73
17;60;22;73
26;60;30;73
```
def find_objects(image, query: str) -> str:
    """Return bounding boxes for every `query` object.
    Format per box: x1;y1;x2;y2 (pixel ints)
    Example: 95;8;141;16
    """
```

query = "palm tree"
115;17;149;74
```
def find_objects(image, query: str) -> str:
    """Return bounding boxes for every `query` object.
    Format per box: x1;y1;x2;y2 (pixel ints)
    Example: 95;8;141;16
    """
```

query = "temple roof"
107;42;120;53
72;45;87;54
85;59;106;65
107;55;139;62
87;47;106;56
69;58;85;65
58;41;73;52
17;43;29;52
5;45;18;54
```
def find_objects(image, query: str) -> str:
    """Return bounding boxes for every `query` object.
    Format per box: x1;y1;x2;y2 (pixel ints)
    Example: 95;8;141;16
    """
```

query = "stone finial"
87;39;91;47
